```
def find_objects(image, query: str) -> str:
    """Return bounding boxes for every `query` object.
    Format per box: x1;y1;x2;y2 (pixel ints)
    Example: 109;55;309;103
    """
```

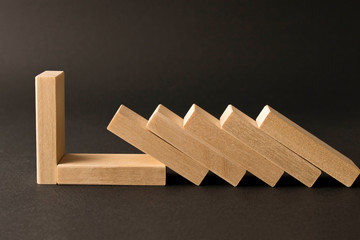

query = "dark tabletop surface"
1;1;360;239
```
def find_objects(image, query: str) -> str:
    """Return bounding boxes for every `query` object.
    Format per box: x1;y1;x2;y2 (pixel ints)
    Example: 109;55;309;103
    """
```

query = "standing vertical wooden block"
220;105;321;187
256;105;360;187
35;71;65;184
146;104;246;186
107;105;208;185
183;104;284;187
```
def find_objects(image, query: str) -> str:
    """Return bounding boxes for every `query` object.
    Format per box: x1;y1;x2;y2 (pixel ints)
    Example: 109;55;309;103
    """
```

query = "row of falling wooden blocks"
36;71;360;187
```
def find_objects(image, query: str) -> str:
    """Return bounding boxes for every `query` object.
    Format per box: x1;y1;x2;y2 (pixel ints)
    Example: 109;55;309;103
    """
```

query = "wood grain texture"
146;104;246;186
57;154;166;185
107;105;208;185
256;105;360;187
35;71;65;184
183;104;284;187
220;105;321;187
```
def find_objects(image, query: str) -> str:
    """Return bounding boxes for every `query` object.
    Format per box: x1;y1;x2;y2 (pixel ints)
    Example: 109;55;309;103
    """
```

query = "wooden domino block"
146;104;246;186
57;154;166;185
256;105;360;187
183;104;284;187
220;105;321;187
107;105;208;185
35;71;65;184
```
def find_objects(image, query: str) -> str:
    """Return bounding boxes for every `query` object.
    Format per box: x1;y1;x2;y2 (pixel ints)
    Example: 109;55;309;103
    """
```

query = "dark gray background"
1;1;360;239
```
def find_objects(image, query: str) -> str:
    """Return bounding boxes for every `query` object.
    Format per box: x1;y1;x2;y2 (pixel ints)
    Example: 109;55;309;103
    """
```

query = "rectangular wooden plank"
183;104;284;187
35;71;65;184
256;105;359;187
57;154;166;185
220;105;321;187
107;105;208;185
146;104;246;186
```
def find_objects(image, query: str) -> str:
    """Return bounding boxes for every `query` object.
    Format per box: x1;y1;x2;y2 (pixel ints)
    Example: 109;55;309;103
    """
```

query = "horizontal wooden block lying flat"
183;104;284;187
107;105;208;186
57;154;166;185
146;104;246;186
256;105;360;187
36;71;65;184
220;105;321;187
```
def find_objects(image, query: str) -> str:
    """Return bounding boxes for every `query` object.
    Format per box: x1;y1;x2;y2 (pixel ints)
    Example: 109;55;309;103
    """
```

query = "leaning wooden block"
35;71;65;184
146;104;246;186
183;104;284;187
256;105;360;187
220;105;321;187
57;154;165;185
107;105;208;185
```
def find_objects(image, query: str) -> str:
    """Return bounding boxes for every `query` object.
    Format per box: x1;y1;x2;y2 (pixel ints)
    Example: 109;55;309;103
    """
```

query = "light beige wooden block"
107;105;208;185
256;105;360;187
220;105;321;187
183;104;284;187
57;154;165;185
146;104;246;186
35;71;65;184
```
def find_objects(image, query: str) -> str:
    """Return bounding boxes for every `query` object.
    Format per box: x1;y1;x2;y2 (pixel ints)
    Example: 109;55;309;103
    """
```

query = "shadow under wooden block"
57;154;166;185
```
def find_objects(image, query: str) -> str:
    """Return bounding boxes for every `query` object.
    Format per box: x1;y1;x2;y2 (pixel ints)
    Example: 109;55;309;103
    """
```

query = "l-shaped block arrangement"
36;71;360;187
